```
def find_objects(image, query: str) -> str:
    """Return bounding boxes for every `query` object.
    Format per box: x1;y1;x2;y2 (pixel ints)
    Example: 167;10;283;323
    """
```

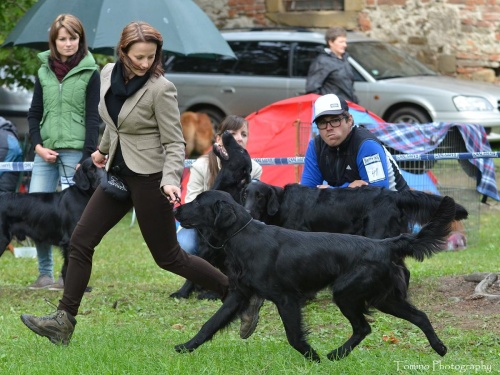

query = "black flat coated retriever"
242;180;468;238
174;190;454;362
241;181;468;287
170;131;252;299
0;158;103;282
211;131;252;203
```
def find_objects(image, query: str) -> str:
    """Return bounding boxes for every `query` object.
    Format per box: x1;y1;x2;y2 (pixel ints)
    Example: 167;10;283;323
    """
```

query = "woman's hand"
162;185;182;205
91;150;107;168
35;144;59;163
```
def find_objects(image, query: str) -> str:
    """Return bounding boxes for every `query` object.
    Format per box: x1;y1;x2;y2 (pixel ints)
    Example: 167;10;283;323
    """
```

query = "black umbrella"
2;0;235;58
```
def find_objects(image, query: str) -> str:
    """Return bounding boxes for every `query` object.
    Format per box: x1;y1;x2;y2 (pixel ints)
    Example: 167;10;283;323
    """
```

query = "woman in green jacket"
27;14;100;290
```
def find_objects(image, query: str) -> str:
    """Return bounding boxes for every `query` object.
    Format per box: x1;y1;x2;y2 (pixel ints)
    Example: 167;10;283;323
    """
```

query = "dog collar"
196;218;253;250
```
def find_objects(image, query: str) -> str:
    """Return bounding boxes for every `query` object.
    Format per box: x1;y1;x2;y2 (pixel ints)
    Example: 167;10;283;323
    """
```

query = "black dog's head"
175;190;252;239
211;131;252;203
73;158;104;192
241;180;283;222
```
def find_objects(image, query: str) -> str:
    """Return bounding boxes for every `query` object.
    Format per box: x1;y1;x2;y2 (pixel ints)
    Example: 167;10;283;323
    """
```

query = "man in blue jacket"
301;94;408;191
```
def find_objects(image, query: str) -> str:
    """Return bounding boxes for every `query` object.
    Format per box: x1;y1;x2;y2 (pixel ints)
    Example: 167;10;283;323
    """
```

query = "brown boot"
20;309;76;346
239;295;264;339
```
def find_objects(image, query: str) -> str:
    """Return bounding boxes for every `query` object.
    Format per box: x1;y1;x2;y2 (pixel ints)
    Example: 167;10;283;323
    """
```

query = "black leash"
56;156;77;187
196;218;253;250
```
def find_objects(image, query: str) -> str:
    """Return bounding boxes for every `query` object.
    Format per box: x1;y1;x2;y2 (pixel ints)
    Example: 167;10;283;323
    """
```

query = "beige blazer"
98;63;186;188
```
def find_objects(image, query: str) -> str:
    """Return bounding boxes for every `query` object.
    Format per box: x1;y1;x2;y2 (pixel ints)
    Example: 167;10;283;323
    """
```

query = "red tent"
246;94;384;186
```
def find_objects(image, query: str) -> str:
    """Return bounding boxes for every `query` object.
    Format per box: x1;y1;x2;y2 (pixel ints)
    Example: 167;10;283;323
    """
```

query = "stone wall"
193;0;500;84
362;0;500;83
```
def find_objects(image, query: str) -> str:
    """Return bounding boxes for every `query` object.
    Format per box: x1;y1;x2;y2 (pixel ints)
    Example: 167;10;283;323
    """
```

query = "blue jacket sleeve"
356;140;390;188
300;138;324;187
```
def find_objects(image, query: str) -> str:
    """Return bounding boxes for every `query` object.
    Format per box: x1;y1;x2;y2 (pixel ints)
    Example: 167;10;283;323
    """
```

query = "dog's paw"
304;349;321;363
197;291;222;301
174;343;195;353
433;341;447;357
169;291;189;299
327;347;351;361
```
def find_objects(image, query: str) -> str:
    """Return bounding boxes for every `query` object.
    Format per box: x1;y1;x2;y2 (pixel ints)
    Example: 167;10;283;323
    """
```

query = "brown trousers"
58;172;228;316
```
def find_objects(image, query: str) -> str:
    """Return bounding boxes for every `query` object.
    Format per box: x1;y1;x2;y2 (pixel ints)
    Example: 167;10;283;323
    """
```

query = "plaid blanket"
363;122;500;201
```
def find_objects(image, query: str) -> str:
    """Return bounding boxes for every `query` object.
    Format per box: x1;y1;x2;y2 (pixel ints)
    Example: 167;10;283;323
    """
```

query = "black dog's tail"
395;189;468;225
391;196;456;261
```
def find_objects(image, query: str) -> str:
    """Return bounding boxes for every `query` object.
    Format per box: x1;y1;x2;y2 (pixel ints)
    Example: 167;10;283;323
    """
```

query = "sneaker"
239;295;264;339
20;310;76;346
47;276;64;291
28;275;54;290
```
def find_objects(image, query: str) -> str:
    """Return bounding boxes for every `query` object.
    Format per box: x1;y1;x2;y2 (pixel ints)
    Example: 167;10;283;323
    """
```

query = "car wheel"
386;106;432;124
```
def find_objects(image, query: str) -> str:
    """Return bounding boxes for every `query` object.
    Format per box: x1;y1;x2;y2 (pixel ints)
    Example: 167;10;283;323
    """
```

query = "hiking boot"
47;276;64;291
28;275;54;290
20;310;76;346
239;295;264;339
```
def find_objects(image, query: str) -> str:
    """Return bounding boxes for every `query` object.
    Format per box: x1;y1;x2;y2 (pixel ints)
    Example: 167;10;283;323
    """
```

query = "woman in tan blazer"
20;22;237;346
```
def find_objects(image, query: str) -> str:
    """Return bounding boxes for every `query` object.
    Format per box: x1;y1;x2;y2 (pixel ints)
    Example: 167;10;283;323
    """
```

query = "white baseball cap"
313;94;349;123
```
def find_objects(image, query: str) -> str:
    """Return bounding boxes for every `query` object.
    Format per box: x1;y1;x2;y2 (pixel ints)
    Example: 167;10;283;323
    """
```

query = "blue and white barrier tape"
1;151;500;172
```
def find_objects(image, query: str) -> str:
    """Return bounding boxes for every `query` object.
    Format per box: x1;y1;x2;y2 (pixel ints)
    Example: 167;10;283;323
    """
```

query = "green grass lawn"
1;161;499;374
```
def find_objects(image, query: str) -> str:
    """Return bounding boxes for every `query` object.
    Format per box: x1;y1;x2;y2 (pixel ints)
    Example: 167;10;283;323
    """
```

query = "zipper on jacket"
59;82;63;142
334;147;343;184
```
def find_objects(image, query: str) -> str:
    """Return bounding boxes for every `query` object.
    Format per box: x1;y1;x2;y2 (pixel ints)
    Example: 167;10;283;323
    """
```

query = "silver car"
164;30;500;139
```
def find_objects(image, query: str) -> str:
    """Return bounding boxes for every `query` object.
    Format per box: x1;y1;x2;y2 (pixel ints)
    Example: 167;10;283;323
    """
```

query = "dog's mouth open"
213;143;229;160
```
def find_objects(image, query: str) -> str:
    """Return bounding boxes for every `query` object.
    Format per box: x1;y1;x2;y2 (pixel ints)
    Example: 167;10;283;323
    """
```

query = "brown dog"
180;111;214;158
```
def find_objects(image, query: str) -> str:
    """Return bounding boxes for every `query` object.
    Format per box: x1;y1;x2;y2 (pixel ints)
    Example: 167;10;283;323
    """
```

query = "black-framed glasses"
316;116;347;130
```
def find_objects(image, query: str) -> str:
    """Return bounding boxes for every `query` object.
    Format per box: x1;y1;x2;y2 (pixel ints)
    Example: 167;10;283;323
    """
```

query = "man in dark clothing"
306;27;358;103
301;94;408;191
0;116;23;192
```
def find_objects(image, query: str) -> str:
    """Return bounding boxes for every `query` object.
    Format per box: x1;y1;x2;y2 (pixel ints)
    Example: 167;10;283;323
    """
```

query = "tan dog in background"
180;111;214;158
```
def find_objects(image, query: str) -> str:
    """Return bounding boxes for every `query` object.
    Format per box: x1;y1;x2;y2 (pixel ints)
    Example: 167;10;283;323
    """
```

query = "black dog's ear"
72;162;91;190
214;200;238;229
267;187;280;216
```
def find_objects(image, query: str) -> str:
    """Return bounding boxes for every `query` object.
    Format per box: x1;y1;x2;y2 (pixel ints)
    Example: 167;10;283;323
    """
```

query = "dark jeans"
58;172;228;316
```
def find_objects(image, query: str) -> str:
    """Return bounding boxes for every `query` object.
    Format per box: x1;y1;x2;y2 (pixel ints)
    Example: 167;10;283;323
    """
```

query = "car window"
165;40;290;77
165;54;236;74
292;42;324;77
347;41;437;80
351;66;365;82
230;41;290;76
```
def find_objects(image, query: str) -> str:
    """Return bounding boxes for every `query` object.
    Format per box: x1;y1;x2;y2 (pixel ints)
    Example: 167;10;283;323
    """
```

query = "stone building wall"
362;0;500;83
193;0;500;84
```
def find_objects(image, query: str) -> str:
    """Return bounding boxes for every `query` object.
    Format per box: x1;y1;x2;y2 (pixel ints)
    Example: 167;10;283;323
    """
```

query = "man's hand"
348;180;368;188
